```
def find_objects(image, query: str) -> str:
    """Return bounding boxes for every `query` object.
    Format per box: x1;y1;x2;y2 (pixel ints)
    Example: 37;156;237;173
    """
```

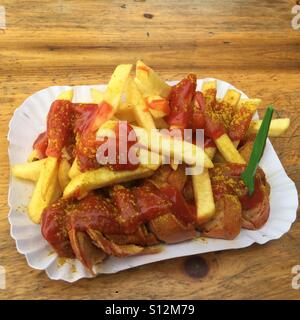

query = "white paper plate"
8;79;298;282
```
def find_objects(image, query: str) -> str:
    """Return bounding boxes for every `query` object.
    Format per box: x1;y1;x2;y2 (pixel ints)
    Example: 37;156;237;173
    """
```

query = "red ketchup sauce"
166;74;197;129
160;186;196;225
46;100;74;158
32;131;48;159
228;106;254;141
210;164;265;210
239;178;264;210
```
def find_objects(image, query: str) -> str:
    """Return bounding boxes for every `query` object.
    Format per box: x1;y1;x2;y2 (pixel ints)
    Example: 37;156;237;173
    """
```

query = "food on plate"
11;61;290;274
247;118;290;137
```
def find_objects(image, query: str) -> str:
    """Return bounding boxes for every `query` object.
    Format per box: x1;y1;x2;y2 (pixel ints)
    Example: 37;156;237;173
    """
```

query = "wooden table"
0;0;299;300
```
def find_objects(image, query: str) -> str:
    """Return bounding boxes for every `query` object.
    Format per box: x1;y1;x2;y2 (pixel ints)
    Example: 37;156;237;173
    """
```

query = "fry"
58;158;71;190
192;169;215;224
68;157;82;179
63;165;159;199
215;134;246;164
170;161;179;171
57;89;74;101
116;103;136;122
90;88;104;103
204;147;216;160
132;125;213;168
237;98;261;110
91;88;136;122
202;80;217;92
28;159;61;223
11;159;46;182
223;89;241;109
248;118;290;137
40;156;59;199
27;89;73;223
134;60;171;98
192;145;216;224
27;149;40;162
104;64;132;110
96;119;118;138
146;95;170;119
126;78;156;131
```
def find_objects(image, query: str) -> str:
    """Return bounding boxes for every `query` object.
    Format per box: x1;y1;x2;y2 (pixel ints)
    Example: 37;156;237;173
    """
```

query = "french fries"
28;158;61;223
63;164;160;199
91;88;135;122
57;89;74;101
202;80;217;93
68;157;82;179
192;146;216;224
130;125;214;168
237;98;261;111
13;61;290;233
204;147;217;160
223;89;241;110
96;121;213;168
126;78;156;131
12;159;46;182
215;134;246;164
103;64;132;110
58;158;71;190
27;89;74;223
134;60;171;98
202;84;246;164
40;157;58;198
115;103;136;122
27;149;40;162
247;118;290;137
145;95;170;119
192;169;215;224
90;88;104;103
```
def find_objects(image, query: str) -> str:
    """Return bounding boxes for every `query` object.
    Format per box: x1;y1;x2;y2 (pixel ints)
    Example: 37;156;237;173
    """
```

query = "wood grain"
0;0;299;300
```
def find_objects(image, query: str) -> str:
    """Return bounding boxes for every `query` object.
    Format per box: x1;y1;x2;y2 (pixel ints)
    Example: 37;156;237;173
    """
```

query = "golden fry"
91;88;136;122
90;88;104;103
27;149;40;162
58;158;71;190
215;134;246;164
237;98;261;111
202;80;217;92
63;165;159;199
11;159;46;182
104;64;132;110
134;60;171;98
223;89;241;109
57;89;74;101
132;125;213;168
28;159;61;224
40;156;58;199
126;78;156;131
68;157;82;179
192;169;215;224
248;118;290;137
204;147;217;160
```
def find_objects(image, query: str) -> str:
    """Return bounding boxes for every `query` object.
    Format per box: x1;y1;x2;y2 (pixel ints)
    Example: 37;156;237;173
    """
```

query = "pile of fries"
12;61;290;228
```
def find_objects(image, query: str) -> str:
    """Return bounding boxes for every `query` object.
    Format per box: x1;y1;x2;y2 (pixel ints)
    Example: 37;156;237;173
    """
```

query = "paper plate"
8;79;298;282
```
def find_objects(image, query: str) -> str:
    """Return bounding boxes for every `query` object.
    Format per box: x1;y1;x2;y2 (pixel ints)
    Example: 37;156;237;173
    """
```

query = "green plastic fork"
241;106;274;195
